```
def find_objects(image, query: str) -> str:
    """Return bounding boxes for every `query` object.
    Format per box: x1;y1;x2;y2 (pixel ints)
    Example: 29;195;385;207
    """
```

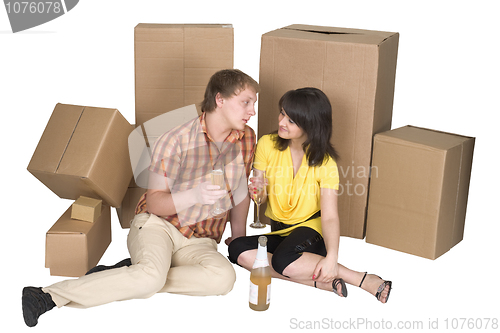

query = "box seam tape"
55;106;85;173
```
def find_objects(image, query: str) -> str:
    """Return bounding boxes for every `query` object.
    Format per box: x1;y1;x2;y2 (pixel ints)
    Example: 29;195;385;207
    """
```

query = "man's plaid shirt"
135;113;255;243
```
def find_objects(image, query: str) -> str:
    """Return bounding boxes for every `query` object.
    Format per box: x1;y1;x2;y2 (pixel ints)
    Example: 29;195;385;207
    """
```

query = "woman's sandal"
359;272;392;303
314;278;348;297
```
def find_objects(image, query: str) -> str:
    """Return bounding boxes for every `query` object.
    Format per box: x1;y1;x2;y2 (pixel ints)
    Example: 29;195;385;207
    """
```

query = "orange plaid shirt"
135;113;255;243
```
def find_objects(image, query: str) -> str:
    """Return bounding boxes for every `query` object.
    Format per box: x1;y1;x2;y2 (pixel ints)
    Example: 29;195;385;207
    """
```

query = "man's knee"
205;261;236;295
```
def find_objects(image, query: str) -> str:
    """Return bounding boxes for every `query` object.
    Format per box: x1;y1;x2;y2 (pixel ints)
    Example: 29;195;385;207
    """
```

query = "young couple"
22;69;391;327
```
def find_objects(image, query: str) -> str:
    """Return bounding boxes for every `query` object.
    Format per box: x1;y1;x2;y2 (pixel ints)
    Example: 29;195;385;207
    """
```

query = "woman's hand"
248;177;268;202
312;256;339;283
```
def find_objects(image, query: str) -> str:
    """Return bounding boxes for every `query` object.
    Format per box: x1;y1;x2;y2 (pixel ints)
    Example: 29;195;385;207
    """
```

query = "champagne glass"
211;163;225;216
249;171;267;229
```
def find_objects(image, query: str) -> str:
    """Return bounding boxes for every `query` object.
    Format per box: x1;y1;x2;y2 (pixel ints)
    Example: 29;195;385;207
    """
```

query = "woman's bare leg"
237;250;390;302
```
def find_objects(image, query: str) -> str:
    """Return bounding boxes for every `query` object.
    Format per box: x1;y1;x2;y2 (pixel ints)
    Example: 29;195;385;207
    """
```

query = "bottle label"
249;281;258;305
249;281;271;305
266;284;271;304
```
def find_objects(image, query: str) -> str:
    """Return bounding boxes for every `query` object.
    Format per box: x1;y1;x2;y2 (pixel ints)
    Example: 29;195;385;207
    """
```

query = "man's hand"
195;181;227;205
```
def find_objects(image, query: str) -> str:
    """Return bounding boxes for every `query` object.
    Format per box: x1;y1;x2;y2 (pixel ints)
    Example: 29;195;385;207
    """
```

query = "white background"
2;1;499;332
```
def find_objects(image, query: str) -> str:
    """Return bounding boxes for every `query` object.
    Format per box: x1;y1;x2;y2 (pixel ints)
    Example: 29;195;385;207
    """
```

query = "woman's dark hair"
272;87;339;166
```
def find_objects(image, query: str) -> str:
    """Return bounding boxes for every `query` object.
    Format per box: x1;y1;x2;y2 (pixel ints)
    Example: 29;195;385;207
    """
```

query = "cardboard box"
116;186;146;228
258;25;399;238
366;126;475;259
134;23;233;125
46;204;111;277
71;196;102;223
27;103;133;207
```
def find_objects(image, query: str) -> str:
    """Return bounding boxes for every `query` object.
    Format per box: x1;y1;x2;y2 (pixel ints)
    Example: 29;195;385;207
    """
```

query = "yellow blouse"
253;134;340;236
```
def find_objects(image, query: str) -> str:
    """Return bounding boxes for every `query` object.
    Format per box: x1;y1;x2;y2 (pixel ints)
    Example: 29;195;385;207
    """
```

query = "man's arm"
146;171;226;218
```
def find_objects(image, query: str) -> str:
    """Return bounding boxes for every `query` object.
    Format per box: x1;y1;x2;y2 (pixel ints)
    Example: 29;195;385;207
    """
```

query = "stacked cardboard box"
46;204;111;277
134;23;233;125
28;25;236;277
258;25;399;239
28;103;133;276
119;24;235;227
366;126;475;259
258;25;474;258
28;23;475;274
28;103;133;208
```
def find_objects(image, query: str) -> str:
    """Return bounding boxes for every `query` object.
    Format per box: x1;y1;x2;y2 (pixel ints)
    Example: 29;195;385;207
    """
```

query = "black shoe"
22;287;56;327
85;258;132;275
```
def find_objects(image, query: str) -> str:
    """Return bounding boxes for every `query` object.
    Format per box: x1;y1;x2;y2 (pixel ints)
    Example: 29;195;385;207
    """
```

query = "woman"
228;87;392;303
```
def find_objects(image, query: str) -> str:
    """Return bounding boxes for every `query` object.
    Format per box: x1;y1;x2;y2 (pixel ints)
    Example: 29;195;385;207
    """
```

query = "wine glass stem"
256;203;260;224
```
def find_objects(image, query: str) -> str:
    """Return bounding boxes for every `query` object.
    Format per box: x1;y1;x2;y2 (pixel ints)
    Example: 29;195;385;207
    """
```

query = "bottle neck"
252;243;269;269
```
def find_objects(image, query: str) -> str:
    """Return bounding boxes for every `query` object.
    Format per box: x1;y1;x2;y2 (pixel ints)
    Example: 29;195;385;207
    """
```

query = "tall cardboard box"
46;204;111;277
27;103;133;207
134;23;233;125
258;25;399;238
366;126;475;259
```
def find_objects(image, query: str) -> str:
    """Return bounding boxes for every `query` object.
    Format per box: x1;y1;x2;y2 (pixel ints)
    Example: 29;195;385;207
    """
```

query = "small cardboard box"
27;103;133;207
71;196;102;223
366;126;475;259
46;204;111;277
134;23;233;125
258;25;399;238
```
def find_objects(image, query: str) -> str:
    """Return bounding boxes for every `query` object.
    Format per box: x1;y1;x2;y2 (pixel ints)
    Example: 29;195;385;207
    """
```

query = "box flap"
134;23;233;43
376;126;474;151
264;24;397;45
135;23;233;31
28;103;84;173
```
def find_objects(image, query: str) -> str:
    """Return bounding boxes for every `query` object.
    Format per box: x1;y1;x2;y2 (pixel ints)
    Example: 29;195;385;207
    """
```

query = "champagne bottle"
249;236;271;311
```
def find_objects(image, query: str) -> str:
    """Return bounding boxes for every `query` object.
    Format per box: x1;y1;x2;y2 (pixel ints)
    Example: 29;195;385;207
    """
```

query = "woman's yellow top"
253;134;340;236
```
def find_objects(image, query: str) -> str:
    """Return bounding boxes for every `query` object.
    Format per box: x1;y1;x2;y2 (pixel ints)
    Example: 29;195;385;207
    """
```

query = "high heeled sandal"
314;278;348;297
359;272;392;303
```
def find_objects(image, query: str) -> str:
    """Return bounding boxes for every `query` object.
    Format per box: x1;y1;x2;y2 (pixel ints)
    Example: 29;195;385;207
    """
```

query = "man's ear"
215;92;224;108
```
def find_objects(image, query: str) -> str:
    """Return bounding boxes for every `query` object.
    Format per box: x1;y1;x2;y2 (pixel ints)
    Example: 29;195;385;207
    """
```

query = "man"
22;69;259;327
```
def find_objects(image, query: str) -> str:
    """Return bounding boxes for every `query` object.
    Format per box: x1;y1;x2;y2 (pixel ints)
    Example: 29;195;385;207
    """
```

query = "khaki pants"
44;213;236;308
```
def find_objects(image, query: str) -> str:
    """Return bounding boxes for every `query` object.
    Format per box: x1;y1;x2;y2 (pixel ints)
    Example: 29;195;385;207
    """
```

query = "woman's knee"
228;237;256;267
271;248;299;277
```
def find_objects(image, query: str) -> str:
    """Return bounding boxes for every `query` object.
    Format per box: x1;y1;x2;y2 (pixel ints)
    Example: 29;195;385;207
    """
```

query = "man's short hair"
201;69;260;113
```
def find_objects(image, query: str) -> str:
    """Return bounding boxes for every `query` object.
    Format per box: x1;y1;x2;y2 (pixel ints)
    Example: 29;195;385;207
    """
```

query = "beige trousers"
44;213;236;308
